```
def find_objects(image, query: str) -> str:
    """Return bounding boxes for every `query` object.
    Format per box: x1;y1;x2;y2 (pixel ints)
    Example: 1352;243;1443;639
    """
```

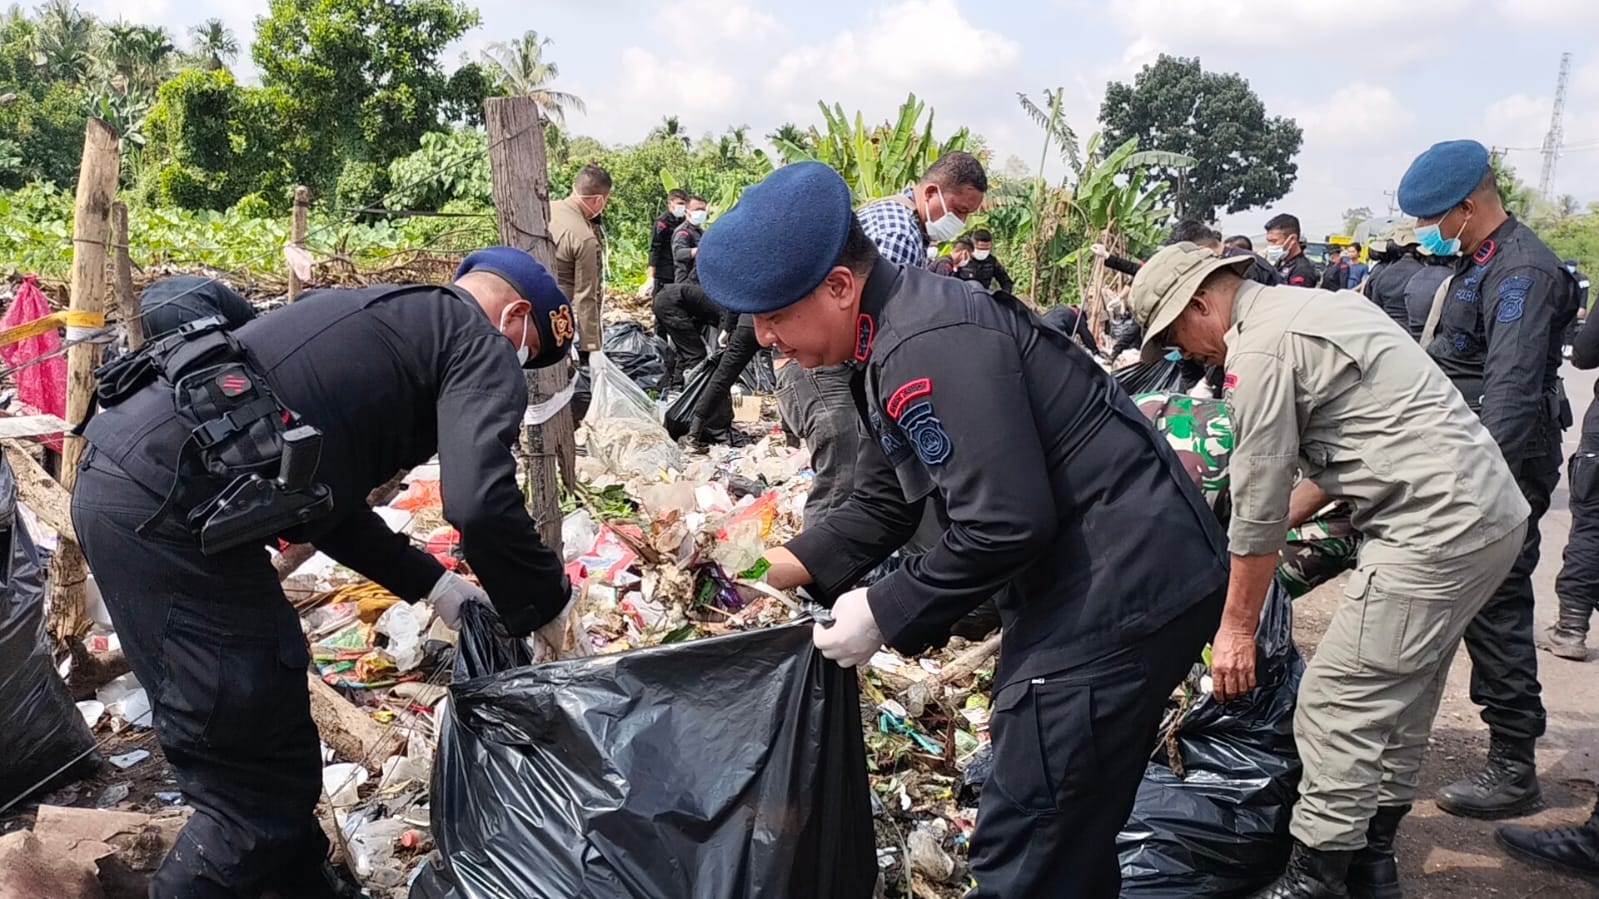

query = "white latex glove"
812;588;885;669
428;571;490;630
1091;243;1109;259
717;330;730;348
638;279;654;298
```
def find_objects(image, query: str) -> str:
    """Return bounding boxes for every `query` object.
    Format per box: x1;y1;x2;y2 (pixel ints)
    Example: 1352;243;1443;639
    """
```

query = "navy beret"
140;275;256;340
1398;140;1491;219
697;161;853;314
455;246;575;368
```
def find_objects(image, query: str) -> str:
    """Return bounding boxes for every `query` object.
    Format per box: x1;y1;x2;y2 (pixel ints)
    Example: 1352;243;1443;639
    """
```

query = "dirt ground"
1288;361;1599;899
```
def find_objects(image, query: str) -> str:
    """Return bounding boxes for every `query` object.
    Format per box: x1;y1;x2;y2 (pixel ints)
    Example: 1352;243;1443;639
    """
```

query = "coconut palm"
189;17;237;71
480;30;585;125
32;0;97;85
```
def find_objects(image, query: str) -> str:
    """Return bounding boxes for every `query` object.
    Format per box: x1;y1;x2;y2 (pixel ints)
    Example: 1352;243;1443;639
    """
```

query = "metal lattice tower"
1539;52;1572;201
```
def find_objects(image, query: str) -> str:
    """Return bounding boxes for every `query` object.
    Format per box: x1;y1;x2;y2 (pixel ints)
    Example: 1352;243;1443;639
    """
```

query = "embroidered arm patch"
897;401;952;465
886;378;932;419
1496;274;1533;324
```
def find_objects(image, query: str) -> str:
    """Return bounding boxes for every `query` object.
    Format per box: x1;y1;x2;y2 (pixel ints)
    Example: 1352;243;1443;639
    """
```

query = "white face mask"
973;249;991;261
499;303;530;366
924;186;965;243
1265;244;1287;264
670;204;687;218
688;209;708;227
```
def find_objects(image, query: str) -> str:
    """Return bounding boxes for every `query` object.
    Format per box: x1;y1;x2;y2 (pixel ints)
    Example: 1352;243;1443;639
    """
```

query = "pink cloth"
1;276;67;450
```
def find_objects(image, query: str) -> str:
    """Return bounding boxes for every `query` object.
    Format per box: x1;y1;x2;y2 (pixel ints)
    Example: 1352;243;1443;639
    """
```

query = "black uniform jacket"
785;260;1229;689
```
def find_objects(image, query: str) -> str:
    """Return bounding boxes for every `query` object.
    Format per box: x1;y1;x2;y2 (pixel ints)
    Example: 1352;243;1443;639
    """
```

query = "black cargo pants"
967;592;1223;898
651;283;721;390
689;318;761;433
72;450;333;899
1555;404;1599;635
1464;415;1559;743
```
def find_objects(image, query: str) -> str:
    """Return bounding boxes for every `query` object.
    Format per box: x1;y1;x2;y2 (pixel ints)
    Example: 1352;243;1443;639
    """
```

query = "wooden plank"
113;202;138;351
288;186;309;302
2;441;74;542
0;415;70;440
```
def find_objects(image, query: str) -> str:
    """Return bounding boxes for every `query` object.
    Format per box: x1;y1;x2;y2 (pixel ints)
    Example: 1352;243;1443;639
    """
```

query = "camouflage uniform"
1133;392;1359;597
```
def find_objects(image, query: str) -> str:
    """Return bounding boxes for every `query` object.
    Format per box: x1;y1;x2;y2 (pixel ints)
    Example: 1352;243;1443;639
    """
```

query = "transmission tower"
1539;52;1572;201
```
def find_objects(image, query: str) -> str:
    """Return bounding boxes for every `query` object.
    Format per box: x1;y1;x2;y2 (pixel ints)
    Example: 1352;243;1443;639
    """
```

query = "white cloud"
1288;84;1415;149
652;0;782;42
1493;0;1599;25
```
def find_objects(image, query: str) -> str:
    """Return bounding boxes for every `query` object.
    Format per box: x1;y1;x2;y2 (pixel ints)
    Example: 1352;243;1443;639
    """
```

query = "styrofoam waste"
75;700;105;730
322;763;368;808
375;602;425;672
561;509;599;563
96;672;150;732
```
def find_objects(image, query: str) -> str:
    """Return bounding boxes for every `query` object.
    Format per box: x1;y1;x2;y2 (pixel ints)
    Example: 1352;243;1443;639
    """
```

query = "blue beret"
1398;140;1491;219
697;161;853;314
140;275;256;339
455;246;575;368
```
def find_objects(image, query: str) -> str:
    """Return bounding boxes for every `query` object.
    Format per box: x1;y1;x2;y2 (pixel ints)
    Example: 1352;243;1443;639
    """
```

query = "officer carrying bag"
90;316;332;555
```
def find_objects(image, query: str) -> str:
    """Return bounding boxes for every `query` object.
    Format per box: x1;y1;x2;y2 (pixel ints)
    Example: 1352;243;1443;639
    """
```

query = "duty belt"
91;316;333;554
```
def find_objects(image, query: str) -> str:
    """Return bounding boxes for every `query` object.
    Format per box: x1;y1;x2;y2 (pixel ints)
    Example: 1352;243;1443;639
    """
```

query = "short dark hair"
667;189;689;203
688;195;708;205
1264;214;1301;237
971;228;993;243
834;213;880;276
954;237;976;251
1348;242;1361;252
575;164;613;195
1225;234;1253;250
923;151;989;193
1170;219;1221;246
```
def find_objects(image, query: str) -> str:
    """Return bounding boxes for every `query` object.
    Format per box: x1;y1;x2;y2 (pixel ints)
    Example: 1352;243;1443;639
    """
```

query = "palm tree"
103;21;140;83
480;30;585;125
32;0;96;85
189;18;237;71
131;25;175;88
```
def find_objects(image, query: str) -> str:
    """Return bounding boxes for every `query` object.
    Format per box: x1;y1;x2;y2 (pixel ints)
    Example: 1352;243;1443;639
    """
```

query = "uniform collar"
1457;214;1518;271
850;258;902;369
1224;281;1269;352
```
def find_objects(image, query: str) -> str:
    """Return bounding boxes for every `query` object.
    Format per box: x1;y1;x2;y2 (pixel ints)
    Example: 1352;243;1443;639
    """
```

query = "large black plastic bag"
1117;579;1304;897
412;603;877;899
0;453;100;804
663;353;726;440
1112;357;1184;395
603;321;667;392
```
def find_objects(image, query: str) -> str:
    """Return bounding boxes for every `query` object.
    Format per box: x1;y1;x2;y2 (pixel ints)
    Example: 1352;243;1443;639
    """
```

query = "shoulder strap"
859;192;918;215
1420;275;1452;346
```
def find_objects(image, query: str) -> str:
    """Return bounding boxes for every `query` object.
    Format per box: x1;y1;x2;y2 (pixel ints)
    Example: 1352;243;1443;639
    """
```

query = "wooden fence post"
288;186;310;302
47;117;118;647
484;97;573;556
112;201;138;351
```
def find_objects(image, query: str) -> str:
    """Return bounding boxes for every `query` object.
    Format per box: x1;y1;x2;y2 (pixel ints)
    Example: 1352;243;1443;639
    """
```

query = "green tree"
31;0;96;85
141;67;281;207
1100;55;1302;220
774;94;972;202
252;0;481;196
1342;206;1373;235
188;18;238;71
480;30;584;125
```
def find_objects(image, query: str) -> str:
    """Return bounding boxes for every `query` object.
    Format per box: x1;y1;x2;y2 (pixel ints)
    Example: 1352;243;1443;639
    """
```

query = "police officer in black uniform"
644;188;689;297
672;195;709;285
140;275;258;340
1265;213;1320;288
696;161;1229;898
1549;269;1599;661
1362;224;1425;330
1398;140;1579;820
71;247;575;898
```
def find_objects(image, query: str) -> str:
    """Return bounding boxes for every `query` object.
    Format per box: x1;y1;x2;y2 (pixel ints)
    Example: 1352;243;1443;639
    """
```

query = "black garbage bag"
411;603;877;899
663;353;730;439
602;321;667;393
1112;357;1185;395
1117;579;1303;897
1106;315;1144;356
0;454;100;805
572;363;593;424
736;347;777;394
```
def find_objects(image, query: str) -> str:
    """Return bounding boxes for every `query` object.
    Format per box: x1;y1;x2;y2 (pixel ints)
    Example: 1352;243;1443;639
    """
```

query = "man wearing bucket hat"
1129;242;1528;899
1361;222;1424;329
1399;139;1581;820
70;246;575;898
698;161;1230;897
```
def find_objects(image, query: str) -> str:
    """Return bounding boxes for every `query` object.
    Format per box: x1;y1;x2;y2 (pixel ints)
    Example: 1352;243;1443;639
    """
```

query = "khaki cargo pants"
1291;522;1527;849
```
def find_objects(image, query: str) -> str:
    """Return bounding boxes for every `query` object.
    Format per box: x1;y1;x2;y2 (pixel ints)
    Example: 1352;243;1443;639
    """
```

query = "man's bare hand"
1210;624;1257;702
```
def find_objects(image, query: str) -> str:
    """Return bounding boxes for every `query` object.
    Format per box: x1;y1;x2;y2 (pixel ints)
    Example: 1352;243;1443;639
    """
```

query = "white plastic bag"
584;351;682;477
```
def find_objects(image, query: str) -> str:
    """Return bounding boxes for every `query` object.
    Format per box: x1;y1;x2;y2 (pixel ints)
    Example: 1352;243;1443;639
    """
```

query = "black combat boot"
1495;797;1599;886
1541;623;1589;661
1247;840;1353;899
1436;736;1542;820
265;860;368;899
1347;805;1407;899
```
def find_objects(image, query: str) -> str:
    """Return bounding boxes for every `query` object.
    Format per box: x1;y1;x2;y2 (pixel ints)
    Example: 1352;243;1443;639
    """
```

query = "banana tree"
773;93;972;202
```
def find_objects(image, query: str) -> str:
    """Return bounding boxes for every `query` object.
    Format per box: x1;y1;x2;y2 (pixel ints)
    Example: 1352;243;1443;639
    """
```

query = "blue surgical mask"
1417;215;1466;257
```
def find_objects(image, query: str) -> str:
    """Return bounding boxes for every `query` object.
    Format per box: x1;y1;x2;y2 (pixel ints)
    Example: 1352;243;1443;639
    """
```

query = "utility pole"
1539;52;1572;202
484;97;574;557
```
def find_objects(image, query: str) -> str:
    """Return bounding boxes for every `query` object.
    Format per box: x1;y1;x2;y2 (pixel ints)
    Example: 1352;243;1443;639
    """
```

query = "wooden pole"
484;97;573;556
112;202;138;351
48;118;118;648
288;186;309;302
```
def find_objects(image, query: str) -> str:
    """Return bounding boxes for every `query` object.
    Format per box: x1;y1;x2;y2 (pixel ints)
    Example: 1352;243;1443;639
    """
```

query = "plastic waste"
664;352;725;439
322;762;368;808
376;602;426;672
559;509;598;564
409;603;877;899
584;351;683;478
1112;358;1185;395
601;321;668;393
1117;579;1303;896
0;450;99;804
75;700;105;730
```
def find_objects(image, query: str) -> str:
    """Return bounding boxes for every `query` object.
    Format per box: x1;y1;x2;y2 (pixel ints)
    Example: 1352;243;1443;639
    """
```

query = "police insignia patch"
1455;288;1478;304
1452;332;1469;352
897;401;952;465
870;408;909;460
854;314;875;362
1496;275;1532;324
549;305;576;344
886;378;932;419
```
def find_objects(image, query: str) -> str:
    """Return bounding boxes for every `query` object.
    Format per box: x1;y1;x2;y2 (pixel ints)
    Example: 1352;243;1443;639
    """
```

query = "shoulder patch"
1222;372;1238;390
886;378;932;419
869;408;910;463
1474;239;1497;265
656;221;667;230
1495;274;1533;324
896;401;952;465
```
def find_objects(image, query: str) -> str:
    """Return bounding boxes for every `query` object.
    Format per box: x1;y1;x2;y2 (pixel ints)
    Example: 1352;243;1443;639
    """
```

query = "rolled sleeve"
1225;349;1302;557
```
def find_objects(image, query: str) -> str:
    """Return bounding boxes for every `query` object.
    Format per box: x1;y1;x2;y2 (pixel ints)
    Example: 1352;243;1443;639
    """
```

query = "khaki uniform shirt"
1224;282;1529;564
550;196;604;351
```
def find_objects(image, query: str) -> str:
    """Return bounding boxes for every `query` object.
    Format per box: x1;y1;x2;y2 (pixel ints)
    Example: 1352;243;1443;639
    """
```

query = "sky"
85;0;1599;240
